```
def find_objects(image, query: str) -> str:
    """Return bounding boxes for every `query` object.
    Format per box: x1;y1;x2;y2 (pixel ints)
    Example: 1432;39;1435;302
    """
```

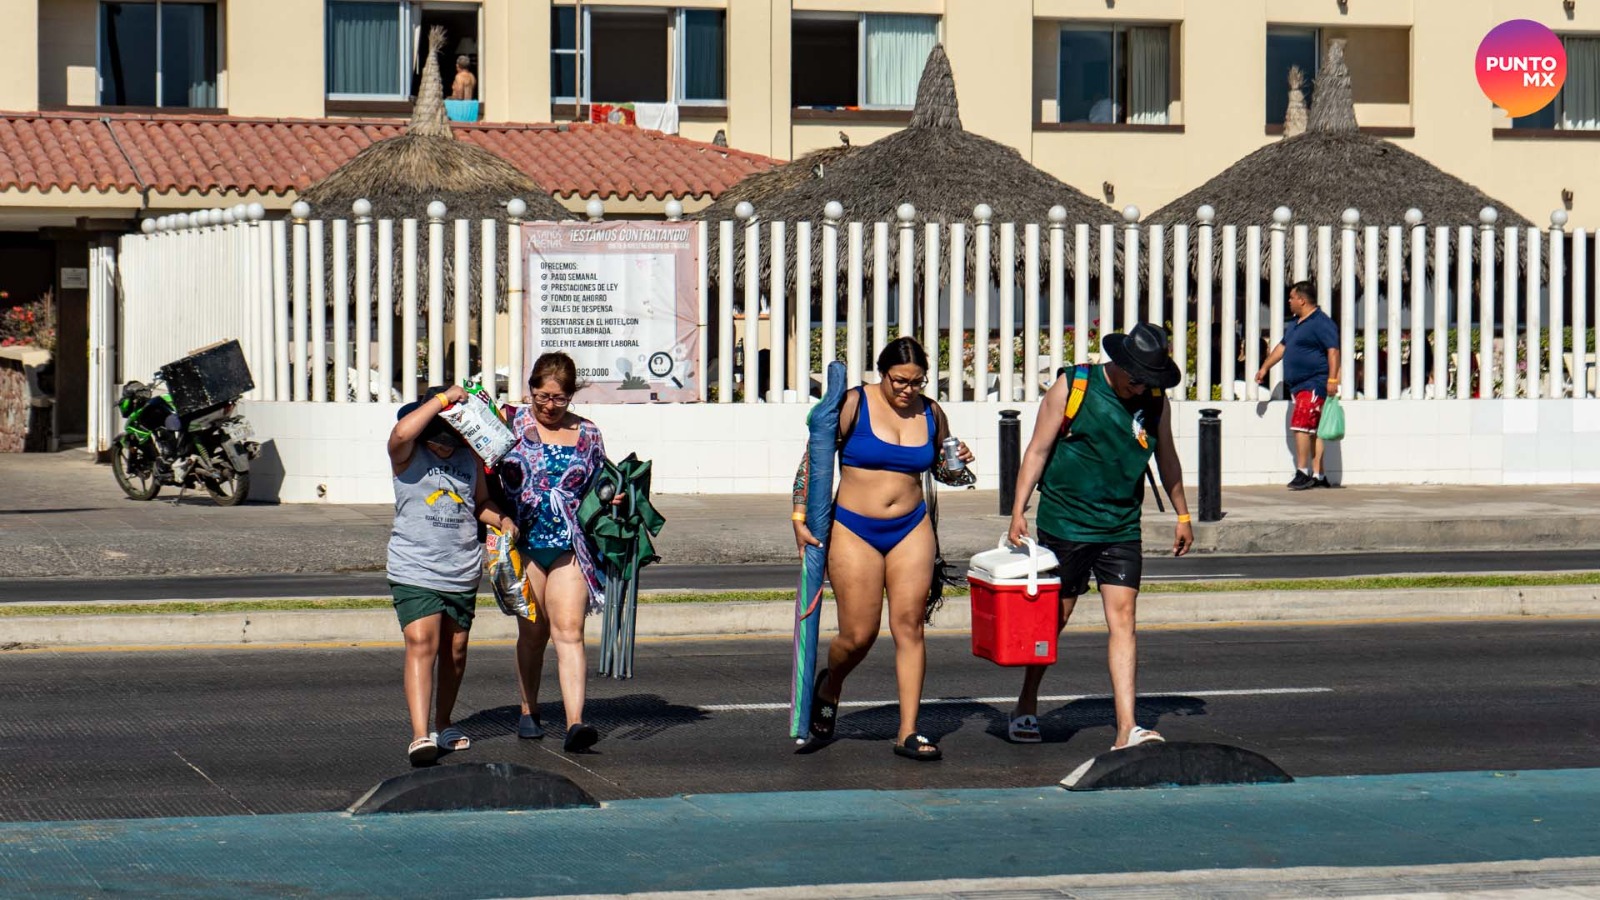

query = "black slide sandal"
810;669;838;740
893;734;942;762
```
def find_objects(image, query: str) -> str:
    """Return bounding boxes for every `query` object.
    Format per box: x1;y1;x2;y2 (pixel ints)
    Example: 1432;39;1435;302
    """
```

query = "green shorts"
389;581;477;631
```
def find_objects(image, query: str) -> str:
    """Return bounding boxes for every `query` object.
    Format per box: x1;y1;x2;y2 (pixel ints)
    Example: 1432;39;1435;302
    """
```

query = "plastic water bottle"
941;436;964;471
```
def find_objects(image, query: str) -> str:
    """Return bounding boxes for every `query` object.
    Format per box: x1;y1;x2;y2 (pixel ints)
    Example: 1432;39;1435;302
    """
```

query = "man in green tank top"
1004;323;1194;751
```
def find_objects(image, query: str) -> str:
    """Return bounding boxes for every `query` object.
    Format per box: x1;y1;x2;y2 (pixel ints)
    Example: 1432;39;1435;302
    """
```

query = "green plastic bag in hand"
1317;393;1346;442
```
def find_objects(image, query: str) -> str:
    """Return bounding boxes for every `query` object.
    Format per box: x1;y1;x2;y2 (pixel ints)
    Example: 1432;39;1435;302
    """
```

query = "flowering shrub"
0;290;57;352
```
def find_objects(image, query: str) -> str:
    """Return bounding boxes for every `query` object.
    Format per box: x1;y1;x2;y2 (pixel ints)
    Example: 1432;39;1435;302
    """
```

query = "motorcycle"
112;377;260;506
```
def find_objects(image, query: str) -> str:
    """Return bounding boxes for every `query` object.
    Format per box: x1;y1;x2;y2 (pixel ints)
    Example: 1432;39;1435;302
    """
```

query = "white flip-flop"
1111;726;1164;751
407;735;439;766
1007;714;1042;744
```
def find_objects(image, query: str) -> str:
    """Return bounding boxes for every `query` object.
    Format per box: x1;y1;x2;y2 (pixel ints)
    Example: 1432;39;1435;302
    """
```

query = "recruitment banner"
522;221;700;403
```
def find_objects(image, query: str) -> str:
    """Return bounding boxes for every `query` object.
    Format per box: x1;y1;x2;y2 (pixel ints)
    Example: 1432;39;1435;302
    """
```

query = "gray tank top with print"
386;444;482;592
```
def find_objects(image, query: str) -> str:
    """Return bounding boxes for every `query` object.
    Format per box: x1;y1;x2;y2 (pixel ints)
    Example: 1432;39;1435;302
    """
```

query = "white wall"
239;397;1600;504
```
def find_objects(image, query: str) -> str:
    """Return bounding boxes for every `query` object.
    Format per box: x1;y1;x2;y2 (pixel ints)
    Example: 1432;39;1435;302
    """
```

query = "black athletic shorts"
1036;530;1144;596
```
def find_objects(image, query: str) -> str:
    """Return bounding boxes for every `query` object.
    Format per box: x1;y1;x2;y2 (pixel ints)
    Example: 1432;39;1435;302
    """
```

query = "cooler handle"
1023;537;1040;598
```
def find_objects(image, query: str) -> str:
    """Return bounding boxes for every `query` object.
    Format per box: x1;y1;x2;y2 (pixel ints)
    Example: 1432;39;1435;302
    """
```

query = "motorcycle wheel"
112;434;161;501
205;465;250;507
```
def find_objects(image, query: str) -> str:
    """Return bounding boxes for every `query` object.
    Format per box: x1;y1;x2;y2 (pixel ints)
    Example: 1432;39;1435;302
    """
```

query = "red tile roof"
0;112;774;201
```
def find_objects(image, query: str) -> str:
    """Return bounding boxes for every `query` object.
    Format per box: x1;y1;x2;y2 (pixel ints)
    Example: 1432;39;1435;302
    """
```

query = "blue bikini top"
840;387;936;475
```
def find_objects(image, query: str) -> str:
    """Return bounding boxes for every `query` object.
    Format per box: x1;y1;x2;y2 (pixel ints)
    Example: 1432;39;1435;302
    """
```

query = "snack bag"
440;389;516;467
485;526;535;620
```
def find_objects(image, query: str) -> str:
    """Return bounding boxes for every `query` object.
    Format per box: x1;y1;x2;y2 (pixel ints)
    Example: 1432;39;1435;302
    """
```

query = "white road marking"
699;686;1332;713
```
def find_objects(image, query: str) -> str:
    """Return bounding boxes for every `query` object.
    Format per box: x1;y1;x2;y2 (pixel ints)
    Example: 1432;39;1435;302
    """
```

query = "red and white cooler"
968;537;1061;667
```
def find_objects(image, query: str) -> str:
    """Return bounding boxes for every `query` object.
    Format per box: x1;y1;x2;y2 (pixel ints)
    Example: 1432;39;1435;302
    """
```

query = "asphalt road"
5;548;1596;603
1;620;1596;822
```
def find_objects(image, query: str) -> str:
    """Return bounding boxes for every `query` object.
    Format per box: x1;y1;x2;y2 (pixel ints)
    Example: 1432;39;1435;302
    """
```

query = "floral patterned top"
498;408;607;611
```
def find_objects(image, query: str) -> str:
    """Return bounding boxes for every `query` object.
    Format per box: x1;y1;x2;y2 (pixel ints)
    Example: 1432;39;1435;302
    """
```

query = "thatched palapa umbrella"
297;26;571;316
1146;39;1532;283
703;44;1118;292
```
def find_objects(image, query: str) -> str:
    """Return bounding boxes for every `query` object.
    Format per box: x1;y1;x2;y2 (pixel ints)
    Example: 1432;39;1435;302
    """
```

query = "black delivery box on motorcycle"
158;340;255;415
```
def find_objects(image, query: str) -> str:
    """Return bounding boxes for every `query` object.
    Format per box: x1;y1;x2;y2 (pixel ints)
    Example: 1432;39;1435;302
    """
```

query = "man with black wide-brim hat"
1003;322;1194;750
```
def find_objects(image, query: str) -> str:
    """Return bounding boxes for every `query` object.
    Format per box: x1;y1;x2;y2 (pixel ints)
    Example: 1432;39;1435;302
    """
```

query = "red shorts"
1291;390;1325;433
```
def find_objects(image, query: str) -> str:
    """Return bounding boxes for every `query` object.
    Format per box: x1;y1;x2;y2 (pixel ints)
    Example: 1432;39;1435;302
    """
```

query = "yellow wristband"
1177;514;1192;524
436;393;451;409
791;512;806;522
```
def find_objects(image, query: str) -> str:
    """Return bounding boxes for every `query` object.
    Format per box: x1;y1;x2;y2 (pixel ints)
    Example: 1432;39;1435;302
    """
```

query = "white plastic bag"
439;391;515;467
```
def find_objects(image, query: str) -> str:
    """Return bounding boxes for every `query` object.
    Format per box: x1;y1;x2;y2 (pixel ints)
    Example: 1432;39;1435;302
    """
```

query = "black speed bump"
348;763;600;815
1060;742;1292;792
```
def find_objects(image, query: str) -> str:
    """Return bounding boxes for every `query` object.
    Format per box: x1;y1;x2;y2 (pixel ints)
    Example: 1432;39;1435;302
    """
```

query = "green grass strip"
2;573;1596;619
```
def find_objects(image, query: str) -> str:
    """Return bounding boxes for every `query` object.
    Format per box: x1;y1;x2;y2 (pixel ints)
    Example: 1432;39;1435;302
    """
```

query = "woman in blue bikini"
792;337;974;761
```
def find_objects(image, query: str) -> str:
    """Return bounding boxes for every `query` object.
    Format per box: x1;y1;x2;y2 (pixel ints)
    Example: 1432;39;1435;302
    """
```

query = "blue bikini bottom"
834;502;928;556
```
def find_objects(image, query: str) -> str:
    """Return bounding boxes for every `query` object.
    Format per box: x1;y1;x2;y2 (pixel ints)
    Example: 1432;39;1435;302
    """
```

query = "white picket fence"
117;200;1595;406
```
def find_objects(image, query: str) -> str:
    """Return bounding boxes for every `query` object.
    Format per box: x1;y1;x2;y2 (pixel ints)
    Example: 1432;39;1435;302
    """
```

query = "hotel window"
550;7;727;106
99;1;220;108
1058;23;1171;125
1511;35;1600;130
1266;27;1318;125
791;14;940;109
326;2;482;103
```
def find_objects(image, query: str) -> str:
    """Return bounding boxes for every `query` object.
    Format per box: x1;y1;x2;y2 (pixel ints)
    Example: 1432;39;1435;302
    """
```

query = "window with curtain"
863;14;938;107
327;0;408;98
1059;23;1171;125
551;6;581;102
680;10;726;103
1516;35;1600;130
100;1;219;108
1562;37;1600;130
1266;27;1319;126
791;13;938;109
549;7;725;105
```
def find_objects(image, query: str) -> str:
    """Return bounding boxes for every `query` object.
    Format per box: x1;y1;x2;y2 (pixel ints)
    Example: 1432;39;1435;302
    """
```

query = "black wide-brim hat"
1102;323;1183;390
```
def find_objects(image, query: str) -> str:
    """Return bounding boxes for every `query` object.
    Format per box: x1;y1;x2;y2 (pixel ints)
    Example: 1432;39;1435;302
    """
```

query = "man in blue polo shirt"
1255;281;1341;490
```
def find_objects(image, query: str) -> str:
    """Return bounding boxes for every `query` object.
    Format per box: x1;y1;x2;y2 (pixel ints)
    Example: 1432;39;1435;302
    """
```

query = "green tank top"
1036;365;1160;543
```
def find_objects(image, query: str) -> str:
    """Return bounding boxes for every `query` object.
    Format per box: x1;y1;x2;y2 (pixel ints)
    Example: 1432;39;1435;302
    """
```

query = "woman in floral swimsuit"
497;353;609;753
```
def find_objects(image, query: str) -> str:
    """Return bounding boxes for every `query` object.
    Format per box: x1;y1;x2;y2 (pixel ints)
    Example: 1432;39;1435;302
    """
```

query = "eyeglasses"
888;375;927;392
532;392;571;407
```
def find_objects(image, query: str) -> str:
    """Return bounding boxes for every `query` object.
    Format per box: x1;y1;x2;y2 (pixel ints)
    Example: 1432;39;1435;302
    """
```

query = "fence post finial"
734;201;755;222
1121;205;1140;224
353;199;373;222
290;201;311;224
1404;208;1424;227
665;199;684;221
824;201;844;222
507;198;528;221
427;200;448;221
586;198;606;223
1197;205;1216;225
1273;206;1293;228
1552;209;1570;230
974;203;993;223
1479;206;1499;227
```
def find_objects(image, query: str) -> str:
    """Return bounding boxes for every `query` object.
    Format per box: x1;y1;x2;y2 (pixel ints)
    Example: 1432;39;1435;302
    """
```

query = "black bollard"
1198;408;1222;522
999;410;1021;516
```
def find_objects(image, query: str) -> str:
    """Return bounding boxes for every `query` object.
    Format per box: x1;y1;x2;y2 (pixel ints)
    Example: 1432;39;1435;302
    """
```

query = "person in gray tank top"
388;384;518;767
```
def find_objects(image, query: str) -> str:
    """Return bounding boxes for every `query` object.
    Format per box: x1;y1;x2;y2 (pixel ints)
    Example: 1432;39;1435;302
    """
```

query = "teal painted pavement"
1;769;1596;898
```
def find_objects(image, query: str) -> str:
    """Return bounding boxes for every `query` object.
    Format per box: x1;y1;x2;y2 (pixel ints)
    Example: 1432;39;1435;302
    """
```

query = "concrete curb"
6;585;1599;648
